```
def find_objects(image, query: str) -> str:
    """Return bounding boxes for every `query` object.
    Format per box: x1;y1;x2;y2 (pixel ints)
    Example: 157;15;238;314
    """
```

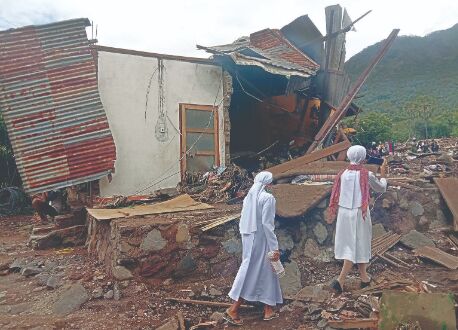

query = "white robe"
334;171;387;264
228;191;283;306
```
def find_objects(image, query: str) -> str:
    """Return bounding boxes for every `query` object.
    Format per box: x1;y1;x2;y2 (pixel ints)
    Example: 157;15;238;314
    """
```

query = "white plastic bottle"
267;251;285;278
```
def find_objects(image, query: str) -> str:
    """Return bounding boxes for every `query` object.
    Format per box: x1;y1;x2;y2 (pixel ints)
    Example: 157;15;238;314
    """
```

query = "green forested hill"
345;23;458;139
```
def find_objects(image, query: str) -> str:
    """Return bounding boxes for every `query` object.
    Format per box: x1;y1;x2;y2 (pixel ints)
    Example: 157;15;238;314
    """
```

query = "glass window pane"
186;133;215;152
187;155;215;173
186;109;214;130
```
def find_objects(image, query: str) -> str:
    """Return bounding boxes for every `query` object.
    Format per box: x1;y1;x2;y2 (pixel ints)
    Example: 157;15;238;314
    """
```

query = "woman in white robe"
225;171;282;326
327;145;387;293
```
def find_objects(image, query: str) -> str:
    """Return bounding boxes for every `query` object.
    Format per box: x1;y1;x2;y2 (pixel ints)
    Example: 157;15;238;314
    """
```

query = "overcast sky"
1;0;457;60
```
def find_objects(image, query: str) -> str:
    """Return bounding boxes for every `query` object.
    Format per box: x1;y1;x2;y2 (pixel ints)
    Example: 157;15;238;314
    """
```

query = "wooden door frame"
179;103;220;178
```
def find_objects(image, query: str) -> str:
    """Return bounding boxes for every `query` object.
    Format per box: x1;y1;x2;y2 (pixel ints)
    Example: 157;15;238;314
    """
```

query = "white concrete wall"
97;50;225;196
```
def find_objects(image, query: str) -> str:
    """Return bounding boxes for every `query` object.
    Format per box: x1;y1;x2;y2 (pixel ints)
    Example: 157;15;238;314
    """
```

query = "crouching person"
224;171;282;326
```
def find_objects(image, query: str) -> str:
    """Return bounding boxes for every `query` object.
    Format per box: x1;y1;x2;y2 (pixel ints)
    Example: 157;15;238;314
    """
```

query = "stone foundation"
87;182;453;295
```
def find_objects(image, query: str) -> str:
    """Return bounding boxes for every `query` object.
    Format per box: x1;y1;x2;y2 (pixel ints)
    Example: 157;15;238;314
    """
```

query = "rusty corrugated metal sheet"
197;26;319;78
0;18;116;193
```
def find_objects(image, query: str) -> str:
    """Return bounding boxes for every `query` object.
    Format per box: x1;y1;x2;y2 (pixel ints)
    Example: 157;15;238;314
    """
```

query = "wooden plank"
267;140;351;176
86;194;213;220
307;29;399;154
166;297;253;309
271;184;331;218
414;246;458;270
327;318;379;329
200;213;240;232
434;178;458;231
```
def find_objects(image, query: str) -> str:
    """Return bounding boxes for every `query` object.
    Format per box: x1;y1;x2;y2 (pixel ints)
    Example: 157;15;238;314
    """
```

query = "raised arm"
369;172;387;193
261;194;279;252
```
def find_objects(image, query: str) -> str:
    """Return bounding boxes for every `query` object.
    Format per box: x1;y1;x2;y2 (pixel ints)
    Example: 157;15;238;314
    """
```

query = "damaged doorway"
179;104;220;176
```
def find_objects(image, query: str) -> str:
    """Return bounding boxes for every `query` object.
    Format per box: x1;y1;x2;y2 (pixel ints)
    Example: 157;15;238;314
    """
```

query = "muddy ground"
0;214;457;330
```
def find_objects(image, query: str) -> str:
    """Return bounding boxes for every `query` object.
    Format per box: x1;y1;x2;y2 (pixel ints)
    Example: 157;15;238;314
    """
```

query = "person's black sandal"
360;277;372;289
330;279;343;293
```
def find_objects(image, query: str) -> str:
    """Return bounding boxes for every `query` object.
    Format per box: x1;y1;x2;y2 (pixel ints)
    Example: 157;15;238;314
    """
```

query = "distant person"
431;140;439;152
225;172;282;325
31;191;60;224
327;146;387;293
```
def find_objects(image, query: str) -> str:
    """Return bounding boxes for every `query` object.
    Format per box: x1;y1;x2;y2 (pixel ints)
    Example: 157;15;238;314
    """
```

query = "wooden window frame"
179;103;220;176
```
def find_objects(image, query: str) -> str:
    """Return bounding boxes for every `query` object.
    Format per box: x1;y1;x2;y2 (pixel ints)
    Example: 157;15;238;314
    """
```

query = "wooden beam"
307;29;400;154
327;318;378;329
267;140;351;176
166;297;253;309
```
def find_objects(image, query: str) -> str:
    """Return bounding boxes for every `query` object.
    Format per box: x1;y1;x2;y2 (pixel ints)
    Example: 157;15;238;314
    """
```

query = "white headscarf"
239;171;273;234
347;145;367;164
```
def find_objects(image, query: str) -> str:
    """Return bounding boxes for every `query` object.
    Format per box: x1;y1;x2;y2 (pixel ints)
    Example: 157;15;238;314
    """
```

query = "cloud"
0;0;457;59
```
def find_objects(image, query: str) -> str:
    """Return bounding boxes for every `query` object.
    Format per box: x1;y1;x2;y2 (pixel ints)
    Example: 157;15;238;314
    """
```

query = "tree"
404;95;438;139
350;112;393;147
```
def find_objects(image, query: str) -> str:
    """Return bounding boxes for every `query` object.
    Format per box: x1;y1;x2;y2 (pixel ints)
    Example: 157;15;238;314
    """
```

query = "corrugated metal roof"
0;18;116;193
197;27;320;78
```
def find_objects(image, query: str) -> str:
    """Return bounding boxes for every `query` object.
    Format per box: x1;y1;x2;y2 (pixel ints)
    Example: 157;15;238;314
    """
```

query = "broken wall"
96;48;226;196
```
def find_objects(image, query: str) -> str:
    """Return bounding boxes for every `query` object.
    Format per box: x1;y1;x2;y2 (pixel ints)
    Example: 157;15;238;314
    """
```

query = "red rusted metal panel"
0;18;116;193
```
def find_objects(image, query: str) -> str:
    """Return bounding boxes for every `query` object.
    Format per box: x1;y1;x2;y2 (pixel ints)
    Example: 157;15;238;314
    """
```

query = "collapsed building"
0;5;457;329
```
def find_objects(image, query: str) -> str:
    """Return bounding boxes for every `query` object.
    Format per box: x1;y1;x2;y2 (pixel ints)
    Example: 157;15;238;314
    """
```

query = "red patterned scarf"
328;164;370;220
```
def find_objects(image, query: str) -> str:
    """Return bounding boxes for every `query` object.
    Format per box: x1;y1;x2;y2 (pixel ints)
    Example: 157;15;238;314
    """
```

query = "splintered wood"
371;231;401;255
414;246;458;270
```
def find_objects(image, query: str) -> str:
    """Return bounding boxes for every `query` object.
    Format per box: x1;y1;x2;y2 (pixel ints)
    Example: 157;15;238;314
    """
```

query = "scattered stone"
52;284;89;315
400;230;435;249
295;285;332;303
175;223;190;243
317;319;328;328
32;286;46;292
35;273;50;286
307;304;322;315
399;197;409;210
314;248;334;263
431;209;448;228
313;222;328;244
112;266;133;281
21;266;42;277
410;202;425;217
119;241;132;254
210;311;225;325
163;278;173;286
222;238;242;254
279;260;302;296
209;287;222;296
9;259;25;272
173;254;196;278
418;216;430;227
372;223;387;239
303;239;320;258
382;198;392;209
104;290;114;299
43;260;58;272
277;229;294;250
113;283;121;301
156;316;179;330
46;275;61;289
140;229;167;251
92;287;103;299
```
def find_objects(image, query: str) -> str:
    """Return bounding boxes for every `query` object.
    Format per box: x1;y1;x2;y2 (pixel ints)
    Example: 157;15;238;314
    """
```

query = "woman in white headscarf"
327;145;387;293
224;171;282;326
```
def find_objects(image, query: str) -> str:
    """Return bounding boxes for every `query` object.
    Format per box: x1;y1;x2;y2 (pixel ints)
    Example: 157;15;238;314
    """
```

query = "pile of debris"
388;137;458;179
181;164;253;204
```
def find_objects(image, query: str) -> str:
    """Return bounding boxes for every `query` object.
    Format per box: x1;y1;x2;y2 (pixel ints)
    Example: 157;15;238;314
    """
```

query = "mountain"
345;23;458;138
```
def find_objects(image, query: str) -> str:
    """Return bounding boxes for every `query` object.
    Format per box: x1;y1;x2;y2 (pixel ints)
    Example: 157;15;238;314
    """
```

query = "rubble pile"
388;138;458;178
182;164;253;204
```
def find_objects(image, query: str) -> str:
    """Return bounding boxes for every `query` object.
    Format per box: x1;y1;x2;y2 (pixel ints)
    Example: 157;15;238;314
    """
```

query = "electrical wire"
130;79;223;195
